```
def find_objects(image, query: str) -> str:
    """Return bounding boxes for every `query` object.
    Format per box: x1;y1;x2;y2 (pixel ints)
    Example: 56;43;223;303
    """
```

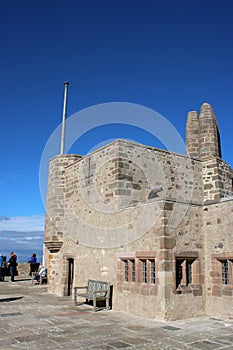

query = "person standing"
1;256;8;282
8;252;17;282
28;253;37;276
0;254;2;281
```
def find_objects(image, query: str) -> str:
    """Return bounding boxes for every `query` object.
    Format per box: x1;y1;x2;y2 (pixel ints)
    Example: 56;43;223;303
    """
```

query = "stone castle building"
43;102;233;320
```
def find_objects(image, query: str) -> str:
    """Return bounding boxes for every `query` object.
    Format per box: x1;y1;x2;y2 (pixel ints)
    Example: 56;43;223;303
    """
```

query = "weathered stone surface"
44;103;233;321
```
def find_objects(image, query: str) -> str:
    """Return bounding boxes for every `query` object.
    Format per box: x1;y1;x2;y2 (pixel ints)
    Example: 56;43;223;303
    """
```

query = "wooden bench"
74;279;110;312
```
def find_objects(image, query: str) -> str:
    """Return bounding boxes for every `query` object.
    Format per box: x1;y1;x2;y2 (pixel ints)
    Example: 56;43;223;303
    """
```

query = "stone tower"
186;102;222;160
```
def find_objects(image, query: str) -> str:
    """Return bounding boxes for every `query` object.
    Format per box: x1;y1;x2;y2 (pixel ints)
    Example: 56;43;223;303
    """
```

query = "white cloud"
0;215;45;232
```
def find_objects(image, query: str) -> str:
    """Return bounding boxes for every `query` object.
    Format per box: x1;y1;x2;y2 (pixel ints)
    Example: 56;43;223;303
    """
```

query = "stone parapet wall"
64;140;204;212
17;263;30;276
202;157;233;203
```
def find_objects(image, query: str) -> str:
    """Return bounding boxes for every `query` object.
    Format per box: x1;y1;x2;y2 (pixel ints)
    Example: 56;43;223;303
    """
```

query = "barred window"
140;259;156;284
221;260;233;285
120;257;156;284
124;260;129;282
150;259;156;284
131;259;136;282
123;259;135;283
142;259;147;283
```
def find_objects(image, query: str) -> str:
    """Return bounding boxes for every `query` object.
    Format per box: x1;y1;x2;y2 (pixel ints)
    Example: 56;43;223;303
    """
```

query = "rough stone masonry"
43;102;233;320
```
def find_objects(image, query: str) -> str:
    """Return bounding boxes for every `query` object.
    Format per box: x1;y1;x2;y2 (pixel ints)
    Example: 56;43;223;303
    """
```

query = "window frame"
122;259;136;283
119;255;156;285
174;252;201;295
175;257;195;289
117;252;157;296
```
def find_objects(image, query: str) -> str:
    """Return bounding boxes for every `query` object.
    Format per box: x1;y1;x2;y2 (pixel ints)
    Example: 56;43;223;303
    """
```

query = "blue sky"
0;0;232;258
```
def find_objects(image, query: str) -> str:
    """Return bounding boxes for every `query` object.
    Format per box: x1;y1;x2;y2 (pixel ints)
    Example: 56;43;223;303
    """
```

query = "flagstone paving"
1;277;233;349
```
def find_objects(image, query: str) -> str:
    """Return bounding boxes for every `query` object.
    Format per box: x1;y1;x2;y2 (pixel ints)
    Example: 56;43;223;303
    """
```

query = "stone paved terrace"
1;276;233;349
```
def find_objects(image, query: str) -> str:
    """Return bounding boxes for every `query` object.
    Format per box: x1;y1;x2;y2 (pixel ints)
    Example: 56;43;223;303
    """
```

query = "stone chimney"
199;102;222;159
186;111;199;158
186;102;222;160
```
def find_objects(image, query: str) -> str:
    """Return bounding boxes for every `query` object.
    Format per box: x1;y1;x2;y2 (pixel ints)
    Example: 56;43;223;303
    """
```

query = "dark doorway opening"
67;258;74;296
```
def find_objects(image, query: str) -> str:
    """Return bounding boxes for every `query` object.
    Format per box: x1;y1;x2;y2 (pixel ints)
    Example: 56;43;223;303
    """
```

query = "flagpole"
60;81;69;155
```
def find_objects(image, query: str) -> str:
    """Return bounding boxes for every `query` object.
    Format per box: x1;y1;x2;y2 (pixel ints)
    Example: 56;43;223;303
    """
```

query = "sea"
0;230;44;263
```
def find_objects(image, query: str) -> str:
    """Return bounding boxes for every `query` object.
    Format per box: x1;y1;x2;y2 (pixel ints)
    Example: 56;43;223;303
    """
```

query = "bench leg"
106;298;109;310
93;297;97;312
31;272;36;284
74;292;78;305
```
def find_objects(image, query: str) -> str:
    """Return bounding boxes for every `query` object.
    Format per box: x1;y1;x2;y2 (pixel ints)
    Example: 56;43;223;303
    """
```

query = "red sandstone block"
158;250;171;260
135;251;156;258
160;237;176;249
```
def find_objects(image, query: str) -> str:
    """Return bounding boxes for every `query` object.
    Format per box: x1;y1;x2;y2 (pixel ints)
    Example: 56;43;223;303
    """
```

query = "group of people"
0;252;47;283
0;251;18;282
